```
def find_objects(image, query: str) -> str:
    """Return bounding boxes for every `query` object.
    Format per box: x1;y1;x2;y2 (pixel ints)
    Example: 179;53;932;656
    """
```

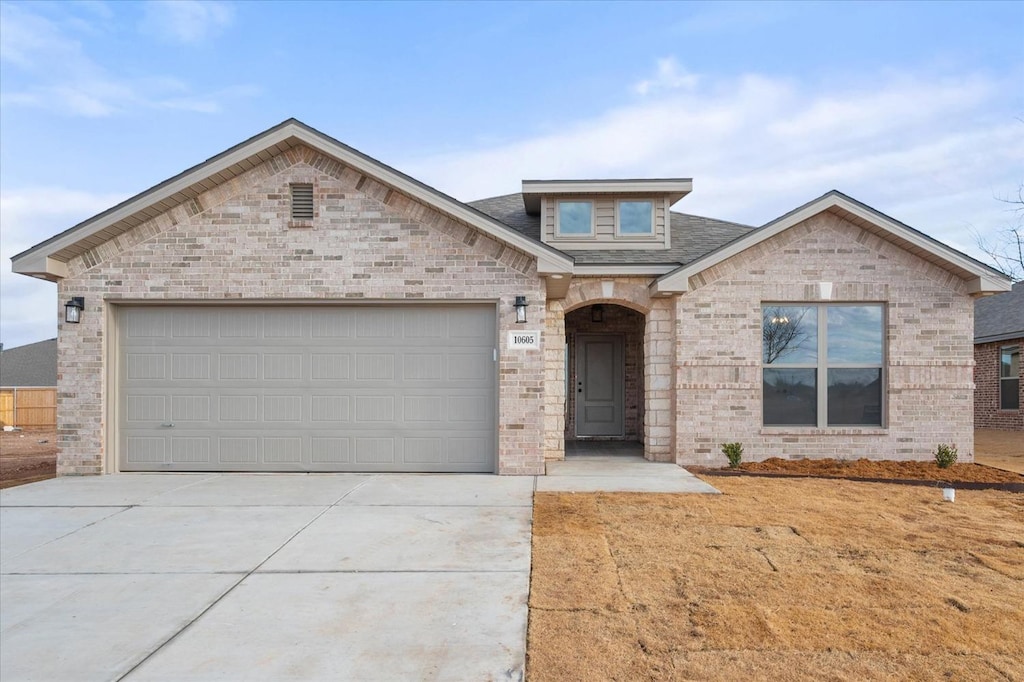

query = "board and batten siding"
541;196;670;250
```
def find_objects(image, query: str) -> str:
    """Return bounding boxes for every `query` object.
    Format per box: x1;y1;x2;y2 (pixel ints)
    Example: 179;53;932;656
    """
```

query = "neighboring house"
974;281;1023;430
0;338;57;428
10;120;1011;476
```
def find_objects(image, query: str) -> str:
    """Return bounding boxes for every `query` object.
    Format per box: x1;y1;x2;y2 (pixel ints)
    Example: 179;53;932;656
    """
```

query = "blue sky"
1;0;1022;348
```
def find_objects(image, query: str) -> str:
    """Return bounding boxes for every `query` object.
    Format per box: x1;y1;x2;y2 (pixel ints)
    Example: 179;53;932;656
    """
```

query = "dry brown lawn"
528;477;1024;681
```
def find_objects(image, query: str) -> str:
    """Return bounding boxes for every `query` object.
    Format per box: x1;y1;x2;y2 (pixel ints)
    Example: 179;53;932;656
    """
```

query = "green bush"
934;443;958;469
721;442;744;468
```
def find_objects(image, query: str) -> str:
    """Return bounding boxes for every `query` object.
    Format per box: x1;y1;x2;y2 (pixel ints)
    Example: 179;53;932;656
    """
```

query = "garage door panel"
120;305;496;473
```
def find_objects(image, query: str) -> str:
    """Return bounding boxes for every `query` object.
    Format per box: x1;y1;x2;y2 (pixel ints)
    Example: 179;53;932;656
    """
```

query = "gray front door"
575;334;624;436
118;304;496;473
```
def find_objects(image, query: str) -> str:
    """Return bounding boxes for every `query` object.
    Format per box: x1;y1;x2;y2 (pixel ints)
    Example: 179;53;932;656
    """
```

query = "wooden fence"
0;388;57;429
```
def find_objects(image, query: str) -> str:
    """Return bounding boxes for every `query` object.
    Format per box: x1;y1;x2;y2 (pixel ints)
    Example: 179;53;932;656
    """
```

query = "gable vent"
291;184;314;220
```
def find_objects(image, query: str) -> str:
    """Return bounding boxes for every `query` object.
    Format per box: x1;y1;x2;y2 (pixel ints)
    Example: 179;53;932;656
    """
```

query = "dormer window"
556;201;594;237
617;200;654;236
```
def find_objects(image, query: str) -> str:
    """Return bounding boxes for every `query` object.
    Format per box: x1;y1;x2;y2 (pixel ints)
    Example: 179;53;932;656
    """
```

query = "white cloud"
403;60;1023;271
140;1;234;44
0;3;255;117
1;188;127;349
634;57;700;96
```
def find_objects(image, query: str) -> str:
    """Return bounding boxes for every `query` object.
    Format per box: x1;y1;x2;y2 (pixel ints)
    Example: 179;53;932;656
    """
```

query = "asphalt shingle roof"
975;280;1024;343
0;338;57;387
467;193;753;266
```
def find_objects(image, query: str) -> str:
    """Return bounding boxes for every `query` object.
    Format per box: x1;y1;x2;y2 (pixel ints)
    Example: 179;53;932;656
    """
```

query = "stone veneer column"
543;299;567;460
644;296;675;461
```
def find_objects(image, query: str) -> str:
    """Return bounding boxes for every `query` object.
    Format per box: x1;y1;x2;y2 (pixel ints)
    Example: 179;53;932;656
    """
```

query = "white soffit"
651;191;1012;296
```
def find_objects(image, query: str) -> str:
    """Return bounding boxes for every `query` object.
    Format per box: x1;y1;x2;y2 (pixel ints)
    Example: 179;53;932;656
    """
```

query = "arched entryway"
564;304;645;454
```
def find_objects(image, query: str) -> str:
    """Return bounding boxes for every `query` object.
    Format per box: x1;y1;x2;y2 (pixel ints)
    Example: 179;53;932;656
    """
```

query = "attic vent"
291;184;314;220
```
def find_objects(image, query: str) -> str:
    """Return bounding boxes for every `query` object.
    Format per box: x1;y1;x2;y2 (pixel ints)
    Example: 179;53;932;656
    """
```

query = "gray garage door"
119;305;497;473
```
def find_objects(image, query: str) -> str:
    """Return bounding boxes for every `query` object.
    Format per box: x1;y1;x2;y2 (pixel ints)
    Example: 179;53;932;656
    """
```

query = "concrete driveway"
0;474;534;681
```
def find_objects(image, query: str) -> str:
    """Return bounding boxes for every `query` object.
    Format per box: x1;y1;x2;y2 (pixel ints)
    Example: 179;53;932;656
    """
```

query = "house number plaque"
507;330;540;350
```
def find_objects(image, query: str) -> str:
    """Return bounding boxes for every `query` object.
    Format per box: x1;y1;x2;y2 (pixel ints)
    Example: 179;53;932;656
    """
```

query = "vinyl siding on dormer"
541;195;669;250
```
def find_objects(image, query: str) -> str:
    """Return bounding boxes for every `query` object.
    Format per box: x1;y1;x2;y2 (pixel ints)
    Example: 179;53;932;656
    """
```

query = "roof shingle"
467;193;753;266
0;339;57;387
975;280;1024;343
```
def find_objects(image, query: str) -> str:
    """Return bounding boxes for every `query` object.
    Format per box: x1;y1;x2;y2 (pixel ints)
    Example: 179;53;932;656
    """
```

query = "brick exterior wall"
974;338;1024;430
673;211;977;466
51;141;986;474
55;144;546;475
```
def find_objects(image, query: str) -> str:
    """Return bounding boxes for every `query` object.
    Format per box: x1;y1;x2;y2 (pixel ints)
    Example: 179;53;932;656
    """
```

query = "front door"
575;334;624;436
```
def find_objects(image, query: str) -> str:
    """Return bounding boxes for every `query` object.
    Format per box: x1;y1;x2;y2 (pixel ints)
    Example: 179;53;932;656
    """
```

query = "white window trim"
761;302;887;429
614;199;656;238
999;345;1020;411
554;200;595;239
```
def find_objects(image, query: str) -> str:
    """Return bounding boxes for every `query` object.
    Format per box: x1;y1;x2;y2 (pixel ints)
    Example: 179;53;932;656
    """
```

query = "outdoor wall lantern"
64;297;85;324
514;296;528;324
591;305;604;323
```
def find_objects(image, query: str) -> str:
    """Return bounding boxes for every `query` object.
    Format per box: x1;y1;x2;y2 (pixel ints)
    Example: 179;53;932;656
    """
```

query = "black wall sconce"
64;297;85;324
513;296;528;324
591;305;604;323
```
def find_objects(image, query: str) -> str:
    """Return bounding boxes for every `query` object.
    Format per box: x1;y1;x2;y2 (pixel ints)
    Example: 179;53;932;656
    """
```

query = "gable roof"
652;190;1012;296
11;119;573;281
468;194;753;267
975;280;1024;344
0;338;57;387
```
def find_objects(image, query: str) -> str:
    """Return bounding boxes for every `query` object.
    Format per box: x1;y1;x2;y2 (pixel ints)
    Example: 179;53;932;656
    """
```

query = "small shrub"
721;442;744;468
934;443;958;469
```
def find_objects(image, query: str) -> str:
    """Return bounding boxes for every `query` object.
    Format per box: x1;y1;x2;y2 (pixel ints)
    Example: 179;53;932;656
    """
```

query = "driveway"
0;474;534;681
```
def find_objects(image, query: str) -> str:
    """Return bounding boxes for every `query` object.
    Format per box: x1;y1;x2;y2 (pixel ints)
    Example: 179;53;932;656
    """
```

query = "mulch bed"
691;457;1023;492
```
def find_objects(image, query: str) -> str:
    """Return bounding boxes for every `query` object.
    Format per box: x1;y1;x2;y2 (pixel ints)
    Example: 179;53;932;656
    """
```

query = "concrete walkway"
1;460;715;680
541;456;721;494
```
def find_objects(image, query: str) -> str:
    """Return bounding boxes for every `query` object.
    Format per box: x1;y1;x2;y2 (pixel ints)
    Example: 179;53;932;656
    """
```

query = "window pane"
828;369;882;425
762;306;817;364
1001;379;1020;410
827;306;883;364
558;202;592;235
619;201;653;234
763;368;817;426
1000;347;1020;379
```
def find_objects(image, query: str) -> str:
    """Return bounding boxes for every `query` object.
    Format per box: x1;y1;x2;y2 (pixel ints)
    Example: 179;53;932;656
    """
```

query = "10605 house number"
507;330;540;350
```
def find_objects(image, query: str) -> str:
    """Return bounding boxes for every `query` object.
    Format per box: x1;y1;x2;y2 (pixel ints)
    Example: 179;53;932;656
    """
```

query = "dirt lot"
0;429;57;489
528;478;1024;681
975;428;1024;474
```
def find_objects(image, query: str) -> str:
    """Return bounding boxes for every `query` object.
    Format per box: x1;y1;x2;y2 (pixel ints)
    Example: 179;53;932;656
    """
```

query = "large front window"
762;304;884;427
1001;346;1020;410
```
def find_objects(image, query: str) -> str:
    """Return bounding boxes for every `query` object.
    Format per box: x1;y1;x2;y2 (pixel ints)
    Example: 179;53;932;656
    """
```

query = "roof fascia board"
974;332;1024;344
965;273;1013;295
574;264;675;276
522;179;692;194
522;179;693;214
653;192;1012;295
